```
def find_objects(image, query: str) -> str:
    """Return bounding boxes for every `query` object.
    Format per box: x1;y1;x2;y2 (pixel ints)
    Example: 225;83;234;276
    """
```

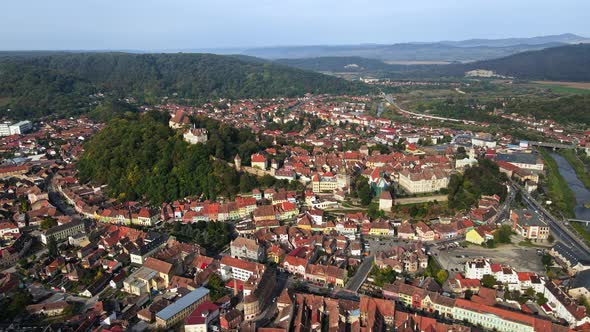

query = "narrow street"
344;255;374;292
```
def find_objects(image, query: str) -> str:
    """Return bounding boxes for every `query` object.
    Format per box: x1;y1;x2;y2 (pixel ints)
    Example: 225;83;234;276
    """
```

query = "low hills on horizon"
196;33;590;63
276;43;590;82
1;33;589;121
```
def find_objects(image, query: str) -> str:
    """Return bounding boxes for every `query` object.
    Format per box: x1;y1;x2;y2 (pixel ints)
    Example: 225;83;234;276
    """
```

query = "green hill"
0;52;374;120
274;44;590;82
453;43;590;81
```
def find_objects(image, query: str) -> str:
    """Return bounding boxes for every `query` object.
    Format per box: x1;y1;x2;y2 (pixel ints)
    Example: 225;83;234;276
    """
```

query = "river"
550;153;590;221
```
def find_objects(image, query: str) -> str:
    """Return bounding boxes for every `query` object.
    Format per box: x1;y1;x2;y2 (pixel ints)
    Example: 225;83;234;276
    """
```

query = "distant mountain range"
202;33;590;63
436;33;589;48
276;44;590;82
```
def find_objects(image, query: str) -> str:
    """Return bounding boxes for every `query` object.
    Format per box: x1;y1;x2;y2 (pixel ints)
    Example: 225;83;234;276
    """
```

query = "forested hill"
452;43;590;81
276;56;395;72
0;52;374;120
272;44;590;82
77;111;299;203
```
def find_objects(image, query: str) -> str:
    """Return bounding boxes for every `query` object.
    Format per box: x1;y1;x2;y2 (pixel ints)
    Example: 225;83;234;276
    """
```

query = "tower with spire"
234;154;242;171
337;160;351;193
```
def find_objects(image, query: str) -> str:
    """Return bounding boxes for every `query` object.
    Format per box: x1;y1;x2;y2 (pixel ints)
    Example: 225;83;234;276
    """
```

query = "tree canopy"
448;159;508;210
0;52;374;120
77;111;297;203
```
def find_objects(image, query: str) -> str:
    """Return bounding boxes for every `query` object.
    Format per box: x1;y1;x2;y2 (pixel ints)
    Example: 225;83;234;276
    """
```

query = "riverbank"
538;149;576;218
559;149;590;191
541;149;590;244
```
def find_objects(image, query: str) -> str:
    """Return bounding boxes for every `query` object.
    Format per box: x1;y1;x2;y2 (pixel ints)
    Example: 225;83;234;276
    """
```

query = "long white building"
0;121;32;136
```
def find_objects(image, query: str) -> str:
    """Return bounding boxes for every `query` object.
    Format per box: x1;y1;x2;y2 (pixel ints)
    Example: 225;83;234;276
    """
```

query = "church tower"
234;154;242;171
337;160;351;193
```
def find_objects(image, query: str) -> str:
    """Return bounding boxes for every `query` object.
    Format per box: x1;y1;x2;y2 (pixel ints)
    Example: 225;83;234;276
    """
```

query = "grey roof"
513;209;547;227
553;242;590;266
496;153;541;165
571;270;590;290
46;220;84;236
156;287;210;321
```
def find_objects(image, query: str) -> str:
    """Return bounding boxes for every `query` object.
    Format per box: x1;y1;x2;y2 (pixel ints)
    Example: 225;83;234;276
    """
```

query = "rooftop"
156;287;210;321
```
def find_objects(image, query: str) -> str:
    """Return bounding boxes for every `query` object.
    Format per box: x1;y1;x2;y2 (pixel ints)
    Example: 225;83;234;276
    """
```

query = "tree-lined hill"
451;43;590;81
0;52;374;120
77;111;299;203
239;40;572;62
275;44;590;82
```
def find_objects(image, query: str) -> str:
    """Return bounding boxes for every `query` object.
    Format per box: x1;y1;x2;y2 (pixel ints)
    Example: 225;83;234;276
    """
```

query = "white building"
0;120;32;136
219;256;263;281
398;169;449;194
465;258;544;292
311;172;338;193
543;281;590;327
183;128;208;145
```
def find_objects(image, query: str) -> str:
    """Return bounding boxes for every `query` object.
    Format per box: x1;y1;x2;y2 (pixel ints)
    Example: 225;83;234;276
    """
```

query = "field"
0;96;12;107
533;81;590;94
383;60;452;65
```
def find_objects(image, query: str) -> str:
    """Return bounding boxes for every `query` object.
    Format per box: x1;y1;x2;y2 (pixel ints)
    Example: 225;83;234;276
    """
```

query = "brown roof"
143;257;173;275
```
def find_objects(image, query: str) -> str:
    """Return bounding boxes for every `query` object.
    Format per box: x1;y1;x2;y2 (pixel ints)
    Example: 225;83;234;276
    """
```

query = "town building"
495;152;544;171
0;120;32;136
398;169;449;194
251;153;268;170
230;237;265;262
549;242;590;274
379;191;393;212
510;209;549;240
40;220;85;244
311;172;338;193
219;256;264;282
155;287;210;328
184;301;219;332
183;128;208;144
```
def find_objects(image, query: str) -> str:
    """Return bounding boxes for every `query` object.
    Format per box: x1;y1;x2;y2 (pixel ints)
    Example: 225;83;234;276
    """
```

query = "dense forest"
172;220;231;253
275;56;417;73
504;95;590;126
447;159;508;210
0;52;374;120
77;110;299;203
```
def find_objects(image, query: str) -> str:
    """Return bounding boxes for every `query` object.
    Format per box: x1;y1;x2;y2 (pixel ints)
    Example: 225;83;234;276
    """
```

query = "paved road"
515;182;590;259
47;176;80;218
344;255;374;292
384;95;462;123
491;185;516;225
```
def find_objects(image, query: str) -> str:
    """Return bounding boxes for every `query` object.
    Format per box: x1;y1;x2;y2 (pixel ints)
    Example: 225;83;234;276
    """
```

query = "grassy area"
559;150;590;190
543;84;590;95
0;96;11;107
517;240;550;248
538;149;576;218
571;223;590;243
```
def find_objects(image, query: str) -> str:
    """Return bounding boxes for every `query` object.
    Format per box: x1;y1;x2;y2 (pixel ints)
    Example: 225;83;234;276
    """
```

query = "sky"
1;0;589;50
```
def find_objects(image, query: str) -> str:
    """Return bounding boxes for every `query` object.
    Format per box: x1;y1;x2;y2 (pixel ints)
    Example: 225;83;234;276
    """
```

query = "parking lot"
364;237;406;254
433;243;546;275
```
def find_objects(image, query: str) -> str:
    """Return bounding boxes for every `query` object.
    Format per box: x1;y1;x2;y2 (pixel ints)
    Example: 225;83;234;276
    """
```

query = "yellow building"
466;228;485;245
369;222;393;237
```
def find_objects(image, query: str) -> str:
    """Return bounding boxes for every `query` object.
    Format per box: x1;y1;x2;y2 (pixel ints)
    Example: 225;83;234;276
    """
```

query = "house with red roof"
251;153;268;170
184;301;219;332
